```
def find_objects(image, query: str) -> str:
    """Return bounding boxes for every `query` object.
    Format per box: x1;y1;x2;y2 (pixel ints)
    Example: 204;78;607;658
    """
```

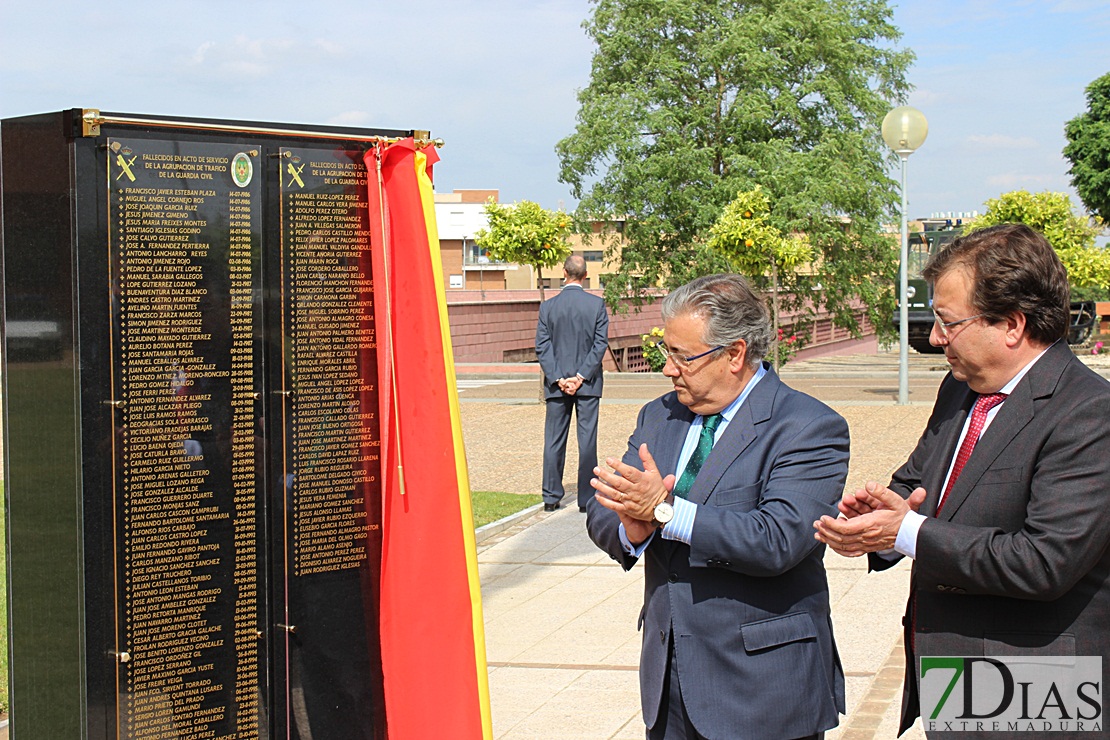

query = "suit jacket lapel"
685;366;776;505
934;341;1070;520
922;388;975;516
935;384;1031;520
652;400;694;564
658;400;694;479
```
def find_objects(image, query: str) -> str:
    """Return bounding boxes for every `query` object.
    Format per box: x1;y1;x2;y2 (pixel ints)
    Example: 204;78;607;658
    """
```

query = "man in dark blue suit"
588;274;848;739
536;255;610;512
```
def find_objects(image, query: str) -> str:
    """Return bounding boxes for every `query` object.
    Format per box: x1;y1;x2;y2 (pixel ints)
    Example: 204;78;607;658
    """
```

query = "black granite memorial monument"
0;109;415;739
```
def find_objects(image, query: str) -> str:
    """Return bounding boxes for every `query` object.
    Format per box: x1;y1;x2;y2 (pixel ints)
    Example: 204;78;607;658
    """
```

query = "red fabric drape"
365;139;488;739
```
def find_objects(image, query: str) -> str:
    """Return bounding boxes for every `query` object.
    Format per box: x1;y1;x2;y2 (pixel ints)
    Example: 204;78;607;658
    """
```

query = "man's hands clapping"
813;481;926;557
591;443;673;545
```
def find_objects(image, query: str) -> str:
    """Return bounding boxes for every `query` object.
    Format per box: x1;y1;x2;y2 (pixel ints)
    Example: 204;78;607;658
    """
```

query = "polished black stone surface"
2;110;404;739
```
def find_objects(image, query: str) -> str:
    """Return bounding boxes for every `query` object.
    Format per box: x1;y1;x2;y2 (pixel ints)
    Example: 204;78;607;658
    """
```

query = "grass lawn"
471;490;540;529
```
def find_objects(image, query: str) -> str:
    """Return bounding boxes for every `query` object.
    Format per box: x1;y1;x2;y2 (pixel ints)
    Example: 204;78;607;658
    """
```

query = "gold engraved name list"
282;149;378;579
110;139;262;740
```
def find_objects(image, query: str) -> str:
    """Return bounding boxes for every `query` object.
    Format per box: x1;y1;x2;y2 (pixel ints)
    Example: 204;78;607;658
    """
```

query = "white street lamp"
882;106;928;406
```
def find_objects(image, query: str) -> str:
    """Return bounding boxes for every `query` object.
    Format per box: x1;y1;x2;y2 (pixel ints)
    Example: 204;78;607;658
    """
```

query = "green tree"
474;200;573;300
557;0;912;339
965;190;1110;289
1064;72;1110;223
708;186;813;367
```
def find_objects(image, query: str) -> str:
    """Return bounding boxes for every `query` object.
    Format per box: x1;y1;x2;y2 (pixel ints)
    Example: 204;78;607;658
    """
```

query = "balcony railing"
462;254;509;268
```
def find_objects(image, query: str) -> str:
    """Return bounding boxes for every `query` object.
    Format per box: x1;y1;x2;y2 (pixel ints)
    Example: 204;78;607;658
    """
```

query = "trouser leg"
647;638;703;740
542;398;572;504
645;643;824;740
574;395;600;509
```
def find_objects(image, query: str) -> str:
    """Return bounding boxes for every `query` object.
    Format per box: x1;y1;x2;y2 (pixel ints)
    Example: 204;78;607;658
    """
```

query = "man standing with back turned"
536;254;609;512
588;274;848;739
815;224;1110;738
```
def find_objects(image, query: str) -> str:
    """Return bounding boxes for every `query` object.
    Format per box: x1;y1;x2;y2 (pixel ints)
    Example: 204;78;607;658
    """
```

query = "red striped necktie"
936;392;1008;514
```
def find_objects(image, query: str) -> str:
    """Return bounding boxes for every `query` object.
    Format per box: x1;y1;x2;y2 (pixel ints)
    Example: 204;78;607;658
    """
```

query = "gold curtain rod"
80;109;444;148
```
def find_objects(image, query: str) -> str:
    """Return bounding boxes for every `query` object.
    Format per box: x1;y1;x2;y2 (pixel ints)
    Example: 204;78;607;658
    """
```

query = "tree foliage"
474;200;572;299
1064;72;1110;223
708;186;812;365
709;187;813;276
965;190;1110;289
557;0;913;338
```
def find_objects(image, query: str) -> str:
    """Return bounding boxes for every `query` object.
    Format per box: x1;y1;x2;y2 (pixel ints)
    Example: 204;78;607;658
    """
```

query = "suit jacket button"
659;630;666;644
668;572;678;583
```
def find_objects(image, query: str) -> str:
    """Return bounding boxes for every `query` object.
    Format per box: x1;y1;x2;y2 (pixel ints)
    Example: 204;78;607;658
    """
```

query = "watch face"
654;501;674;524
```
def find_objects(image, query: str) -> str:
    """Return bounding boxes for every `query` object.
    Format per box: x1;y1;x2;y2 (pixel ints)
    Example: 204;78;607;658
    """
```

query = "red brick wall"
444;290;877;367
446;294;547;363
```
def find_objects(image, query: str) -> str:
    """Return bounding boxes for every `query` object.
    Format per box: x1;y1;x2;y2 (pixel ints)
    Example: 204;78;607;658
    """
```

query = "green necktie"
672;413;723;499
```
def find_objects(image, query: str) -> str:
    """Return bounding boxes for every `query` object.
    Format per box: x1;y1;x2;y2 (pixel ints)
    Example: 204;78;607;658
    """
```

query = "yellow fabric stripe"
414;151;493;739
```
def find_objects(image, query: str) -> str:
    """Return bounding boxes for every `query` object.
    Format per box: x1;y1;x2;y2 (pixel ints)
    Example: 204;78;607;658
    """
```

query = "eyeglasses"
651;342;727;369
931;309;985;340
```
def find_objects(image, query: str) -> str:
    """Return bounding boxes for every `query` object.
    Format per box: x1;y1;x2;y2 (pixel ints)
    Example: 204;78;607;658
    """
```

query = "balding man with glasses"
815;224;1110;739
586;273;850;740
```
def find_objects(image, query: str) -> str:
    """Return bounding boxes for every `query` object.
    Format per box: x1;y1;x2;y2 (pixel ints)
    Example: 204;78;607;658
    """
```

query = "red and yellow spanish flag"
365;139;492;739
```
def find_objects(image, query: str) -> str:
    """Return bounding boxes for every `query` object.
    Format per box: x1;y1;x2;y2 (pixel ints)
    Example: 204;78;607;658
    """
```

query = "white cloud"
191;41;215;66
182;35;342;80
1051;0;1110;14
909;89;945;107
966;133;1039;150
328;110;374;126
985;173;1060;188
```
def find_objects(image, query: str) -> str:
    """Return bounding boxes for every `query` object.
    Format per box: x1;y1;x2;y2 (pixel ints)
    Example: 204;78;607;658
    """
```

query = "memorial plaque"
108;137;266;738
1;110;404;739
278;146;384;739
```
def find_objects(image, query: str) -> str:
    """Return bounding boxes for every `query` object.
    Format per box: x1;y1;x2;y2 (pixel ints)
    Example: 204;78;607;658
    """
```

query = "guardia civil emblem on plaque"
231;152;253;187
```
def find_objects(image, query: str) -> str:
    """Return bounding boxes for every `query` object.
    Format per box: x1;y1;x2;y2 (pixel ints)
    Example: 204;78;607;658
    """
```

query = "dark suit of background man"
536;254;610;512
815;224;1110;739
588;274;848;740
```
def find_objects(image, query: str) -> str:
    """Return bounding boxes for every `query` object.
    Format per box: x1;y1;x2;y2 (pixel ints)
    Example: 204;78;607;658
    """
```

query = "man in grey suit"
536;254;610;512
815;224;1110;738
588;274;848;739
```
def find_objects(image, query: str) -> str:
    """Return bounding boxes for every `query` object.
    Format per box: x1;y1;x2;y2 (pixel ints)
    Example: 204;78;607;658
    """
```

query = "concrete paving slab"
488;664;641;740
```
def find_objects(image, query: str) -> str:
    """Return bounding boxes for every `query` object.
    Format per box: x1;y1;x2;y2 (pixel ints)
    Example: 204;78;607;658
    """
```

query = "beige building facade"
433;189;623;293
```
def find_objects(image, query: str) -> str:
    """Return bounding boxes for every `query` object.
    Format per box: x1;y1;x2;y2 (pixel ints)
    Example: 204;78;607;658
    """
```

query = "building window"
463;238;503;266
583;251;603;262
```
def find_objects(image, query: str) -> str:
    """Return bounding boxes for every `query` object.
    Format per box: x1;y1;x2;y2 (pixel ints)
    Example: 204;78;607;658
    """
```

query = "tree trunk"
771;256;780;372
536;264;546;302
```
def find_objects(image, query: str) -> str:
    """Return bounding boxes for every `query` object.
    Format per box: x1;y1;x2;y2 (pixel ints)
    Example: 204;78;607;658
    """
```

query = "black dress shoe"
579;506;587;513
543;502;559;512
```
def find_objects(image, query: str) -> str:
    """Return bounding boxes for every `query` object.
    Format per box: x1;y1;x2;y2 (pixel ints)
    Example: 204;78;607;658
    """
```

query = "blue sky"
3;1;1109;221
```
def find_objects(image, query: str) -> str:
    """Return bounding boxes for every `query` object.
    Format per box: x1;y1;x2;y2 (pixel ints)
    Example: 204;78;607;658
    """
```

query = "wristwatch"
652;495;674;528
